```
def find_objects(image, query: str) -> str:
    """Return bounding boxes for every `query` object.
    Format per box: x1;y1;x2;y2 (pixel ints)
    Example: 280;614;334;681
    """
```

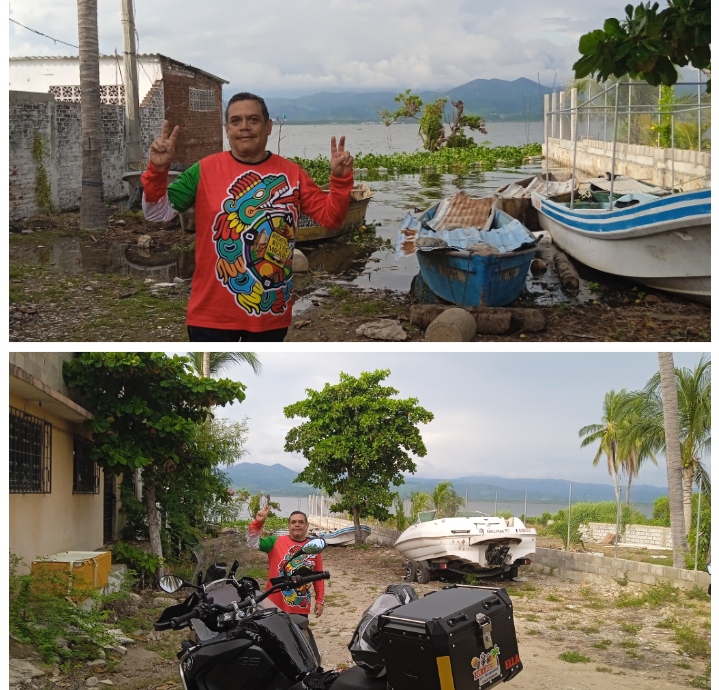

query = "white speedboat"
310;524;371;545
394;510;536;582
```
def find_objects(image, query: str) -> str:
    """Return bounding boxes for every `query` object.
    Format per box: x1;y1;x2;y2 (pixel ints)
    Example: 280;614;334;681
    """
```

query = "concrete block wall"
579;522;673;549
9;352;76;397
531;547;709;591
8;92;56;219
543;136;710;189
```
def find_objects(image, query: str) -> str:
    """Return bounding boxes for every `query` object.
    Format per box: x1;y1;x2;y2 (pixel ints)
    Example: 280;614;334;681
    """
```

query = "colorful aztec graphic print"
211;171;301;317
277;543;315;609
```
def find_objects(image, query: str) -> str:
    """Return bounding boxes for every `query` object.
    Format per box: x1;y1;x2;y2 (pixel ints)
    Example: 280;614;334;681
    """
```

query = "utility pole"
121;0;143;171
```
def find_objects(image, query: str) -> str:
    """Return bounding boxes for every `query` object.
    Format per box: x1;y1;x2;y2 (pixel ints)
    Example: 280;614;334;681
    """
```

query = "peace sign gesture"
149;120;180;171
330;135;354;178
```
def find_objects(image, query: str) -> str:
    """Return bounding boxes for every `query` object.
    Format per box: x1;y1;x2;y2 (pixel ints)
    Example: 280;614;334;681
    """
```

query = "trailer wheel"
403;560;417;582
416;560;432;584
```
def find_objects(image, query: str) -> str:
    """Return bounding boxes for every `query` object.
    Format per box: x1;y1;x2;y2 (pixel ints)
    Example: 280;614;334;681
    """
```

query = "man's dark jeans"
187;326;288;342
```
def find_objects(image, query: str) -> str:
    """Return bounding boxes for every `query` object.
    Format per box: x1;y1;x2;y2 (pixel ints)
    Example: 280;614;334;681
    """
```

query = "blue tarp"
396;211;536;258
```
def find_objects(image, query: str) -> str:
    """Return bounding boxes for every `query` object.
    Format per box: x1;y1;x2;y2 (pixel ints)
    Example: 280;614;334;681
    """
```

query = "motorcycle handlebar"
170;606;203;629
268;571;331;587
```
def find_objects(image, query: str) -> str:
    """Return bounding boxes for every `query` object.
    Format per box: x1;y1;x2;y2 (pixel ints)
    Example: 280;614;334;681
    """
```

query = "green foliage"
111;541;164;588
393;493;408;531
558;651;591;663
284;369;433;529
616;580;677;607
32;132;54;214
119;479;148;540
409;491;432;521
685;492;711;570
380;90;487;152
9;554;114;664
430;481;464;518
248;493;280;520
62;353;248;564
573;0;711;91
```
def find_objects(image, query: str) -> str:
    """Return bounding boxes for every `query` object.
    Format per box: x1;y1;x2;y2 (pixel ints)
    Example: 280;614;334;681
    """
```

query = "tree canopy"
380;90;487;152
283;369;434;541
573;1;711;90
63;352;247;573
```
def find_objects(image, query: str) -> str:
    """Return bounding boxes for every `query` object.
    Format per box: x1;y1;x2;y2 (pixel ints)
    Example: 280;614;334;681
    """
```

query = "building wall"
160;57;224;169
579;521;673;549
9;393;103;572
543;137;711;189
9;352;76;395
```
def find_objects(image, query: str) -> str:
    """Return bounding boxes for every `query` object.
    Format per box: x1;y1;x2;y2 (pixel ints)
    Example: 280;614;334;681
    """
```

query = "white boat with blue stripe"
531;187;710;302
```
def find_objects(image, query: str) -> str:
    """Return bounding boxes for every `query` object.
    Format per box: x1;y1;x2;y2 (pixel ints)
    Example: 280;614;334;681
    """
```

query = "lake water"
262;121;545;159
250;495;655;520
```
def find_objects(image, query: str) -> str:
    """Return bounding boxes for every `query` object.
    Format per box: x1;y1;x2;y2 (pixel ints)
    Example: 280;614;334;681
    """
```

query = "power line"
9;17;79;50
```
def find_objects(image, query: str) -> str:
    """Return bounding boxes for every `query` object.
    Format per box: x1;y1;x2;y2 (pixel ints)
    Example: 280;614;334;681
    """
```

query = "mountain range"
224;462;667;505
262;78;553;124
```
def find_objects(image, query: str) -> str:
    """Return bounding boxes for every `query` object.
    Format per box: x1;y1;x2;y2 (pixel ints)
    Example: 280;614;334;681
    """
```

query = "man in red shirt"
247;504;325;618
141;92;354;342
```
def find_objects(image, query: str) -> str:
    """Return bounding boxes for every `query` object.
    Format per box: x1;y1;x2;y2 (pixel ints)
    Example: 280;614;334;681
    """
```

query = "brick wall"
160;58;224;169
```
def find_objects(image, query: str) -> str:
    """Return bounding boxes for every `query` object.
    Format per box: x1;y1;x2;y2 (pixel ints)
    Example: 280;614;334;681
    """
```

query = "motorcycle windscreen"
255;611;318;680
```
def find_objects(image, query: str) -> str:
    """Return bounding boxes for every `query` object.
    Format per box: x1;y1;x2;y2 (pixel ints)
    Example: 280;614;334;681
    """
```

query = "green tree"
186;352;262;377
430;481;464;518
63;352;246;578
579;389;632;504
284;369;434;543
380;90;487;152
409;491;433;522
628;355;710;535
573;0;711;91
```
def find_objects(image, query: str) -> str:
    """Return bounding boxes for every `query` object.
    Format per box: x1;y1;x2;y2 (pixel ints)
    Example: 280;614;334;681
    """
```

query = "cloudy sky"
10;0;639;96
179;351;709;488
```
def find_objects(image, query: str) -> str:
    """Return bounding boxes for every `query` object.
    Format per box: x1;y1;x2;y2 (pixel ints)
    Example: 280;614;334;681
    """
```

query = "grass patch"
674;624;710;658
619;640;640;649
592;640;612;650
625;650;643;659
581;623;601;634
523;614;539;622
656;616;677;629
619;622;641;635
545;593;562;602
615;581;677;607
527;628;540;635
690;662;711;689
595;666;612;673
558;651;591;663
685;586;710;602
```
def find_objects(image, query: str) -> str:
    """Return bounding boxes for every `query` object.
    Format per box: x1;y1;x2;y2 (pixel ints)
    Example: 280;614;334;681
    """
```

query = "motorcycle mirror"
158;575;187;594
300;537;326;555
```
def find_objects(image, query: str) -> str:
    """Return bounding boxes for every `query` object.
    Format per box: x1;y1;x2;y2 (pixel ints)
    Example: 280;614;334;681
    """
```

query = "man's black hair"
289;510;308;523
225;92;270;122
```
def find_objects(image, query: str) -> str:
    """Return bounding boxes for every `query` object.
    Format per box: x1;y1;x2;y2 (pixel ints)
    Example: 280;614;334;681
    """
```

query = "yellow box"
31;551;112;593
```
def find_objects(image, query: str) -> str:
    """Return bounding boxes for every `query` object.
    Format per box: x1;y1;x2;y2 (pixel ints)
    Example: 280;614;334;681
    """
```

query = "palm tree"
409;491;432;522
630;355;710;534
77;0;107;230
579;389;632;504
430;481;464;518
657;353;687;568
187;353;262;378
616;398;657;505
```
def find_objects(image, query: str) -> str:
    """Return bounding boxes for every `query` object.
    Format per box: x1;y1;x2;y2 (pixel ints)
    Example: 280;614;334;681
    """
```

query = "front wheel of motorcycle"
403;560;417;582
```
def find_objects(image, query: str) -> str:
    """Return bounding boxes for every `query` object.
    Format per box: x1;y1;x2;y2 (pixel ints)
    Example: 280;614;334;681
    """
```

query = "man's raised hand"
149;120;180;171
330;135;354;177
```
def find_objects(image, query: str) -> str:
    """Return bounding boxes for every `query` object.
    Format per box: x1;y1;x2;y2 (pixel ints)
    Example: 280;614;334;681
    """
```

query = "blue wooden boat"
531;187;711;302
398;198;539;308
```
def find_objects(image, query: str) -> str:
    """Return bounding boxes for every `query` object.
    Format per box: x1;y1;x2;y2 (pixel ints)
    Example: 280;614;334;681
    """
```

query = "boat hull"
532;188;711;302
312;525;371;545
416;245;537;308
296;185;373;243
394;517;536;571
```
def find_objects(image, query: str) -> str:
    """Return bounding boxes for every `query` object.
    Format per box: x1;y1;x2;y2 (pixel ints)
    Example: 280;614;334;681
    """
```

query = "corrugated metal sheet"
588;177;668;195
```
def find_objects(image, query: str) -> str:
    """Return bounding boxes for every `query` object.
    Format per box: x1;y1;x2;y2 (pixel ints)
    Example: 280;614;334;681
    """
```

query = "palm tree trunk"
77;0;107;230
202;353;211;378
626;474;632;506
144;477;165;580
658;353;687;568
682;465;694;538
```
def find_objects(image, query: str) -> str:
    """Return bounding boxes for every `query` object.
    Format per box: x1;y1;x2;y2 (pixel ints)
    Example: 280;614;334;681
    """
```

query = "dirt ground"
9;211;710;343
16;532;705;690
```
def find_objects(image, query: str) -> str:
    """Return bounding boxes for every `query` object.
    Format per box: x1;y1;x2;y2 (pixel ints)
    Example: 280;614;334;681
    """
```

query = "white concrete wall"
543;136;710;189
578;522;673;549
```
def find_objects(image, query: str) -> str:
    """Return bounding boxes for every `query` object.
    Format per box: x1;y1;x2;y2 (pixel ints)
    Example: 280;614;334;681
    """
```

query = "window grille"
73;436;99;494
9;407;51;493
190;88;216;112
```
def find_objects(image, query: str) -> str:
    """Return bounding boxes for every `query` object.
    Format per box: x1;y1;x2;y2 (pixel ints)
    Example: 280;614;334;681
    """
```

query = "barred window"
73;436;99;494
10;407;51;493
190;88;216;111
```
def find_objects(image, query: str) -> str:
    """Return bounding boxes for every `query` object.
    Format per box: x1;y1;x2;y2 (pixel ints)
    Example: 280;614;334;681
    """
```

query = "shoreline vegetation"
292;142;543;184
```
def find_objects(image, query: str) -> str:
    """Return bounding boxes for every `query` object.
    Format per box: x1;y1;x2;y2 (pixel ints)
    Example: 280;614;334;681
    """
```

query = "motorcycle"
155;537;523;690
